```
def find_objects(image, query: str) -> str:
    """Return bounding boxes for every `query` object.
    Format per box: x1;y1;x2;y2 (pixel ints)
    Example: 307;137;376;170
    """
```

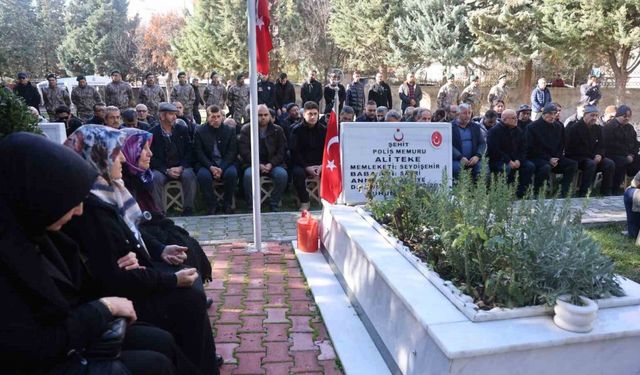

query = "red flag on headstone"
321;111;342;204
256;0;272;75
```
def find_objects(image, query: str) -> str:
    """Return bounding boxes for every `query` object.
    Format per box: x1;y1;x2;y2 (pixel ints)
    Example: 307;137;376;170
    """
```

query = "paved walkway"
186;196;625;374
204;242;343;375
174;196;625;243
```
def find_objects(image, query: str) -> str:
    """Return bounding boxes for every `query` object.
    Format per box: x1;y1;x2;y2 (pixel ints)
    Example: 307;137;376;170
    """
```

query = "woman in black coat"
0;132;191;375
61;125;218;375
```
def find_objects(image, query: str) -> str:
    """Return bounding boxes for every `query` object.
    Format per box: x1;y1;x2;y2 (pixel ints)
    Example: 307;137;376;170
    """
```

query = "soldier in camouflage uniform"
460;75;482;116
203;71;227;110
227;73;250;124
41;73;71;120
437;73;460;109
170;72;195;121
138;73;166;118
104;70;134;111
487;73;509;106
71;75;102;122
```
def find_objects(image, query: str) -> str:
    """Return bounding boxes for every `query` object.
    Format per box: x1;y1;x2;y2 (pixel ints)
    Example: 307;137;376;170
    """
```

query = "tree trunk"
520;59;533;105
608;53;628;105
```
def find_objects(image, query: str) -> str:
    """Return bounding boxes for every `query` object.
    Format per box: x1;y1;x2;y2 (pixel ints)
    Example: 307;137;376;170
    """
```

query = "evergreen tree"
34;0;67;76
389;0;475;69
176;0;248;78
328;0;400;72
467;0;547;94
0;0;40;77
539;0;640;104
57;0;138;78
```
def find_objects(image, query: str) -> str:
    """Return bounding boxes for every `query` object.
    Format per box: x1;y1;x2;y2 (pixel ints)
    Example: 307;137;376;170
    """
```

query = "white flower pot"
553;295;598;333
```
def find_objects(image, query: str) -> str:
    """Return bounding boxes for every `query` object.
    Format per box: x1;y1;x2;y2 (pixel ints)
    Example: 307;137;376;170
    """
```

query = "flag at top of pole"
256;0;272;75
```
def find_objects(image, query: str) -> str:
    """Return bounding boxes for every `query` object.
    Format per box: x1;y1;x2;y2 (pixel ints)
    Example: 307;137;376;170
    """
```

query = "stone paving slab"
204;242;344;375
174;196;625;244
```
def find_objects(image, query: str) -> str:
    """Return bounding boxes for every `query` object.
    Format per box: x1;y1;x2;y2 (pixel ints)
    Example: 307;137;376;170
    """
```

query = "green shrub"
367;168;623;308
0;88;41;139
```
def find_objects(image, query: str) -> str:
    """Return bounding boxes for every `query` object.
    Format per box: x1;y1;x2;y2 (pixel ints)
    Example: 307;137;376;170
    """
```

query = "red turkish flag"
321;111;342;204
256;0;272;75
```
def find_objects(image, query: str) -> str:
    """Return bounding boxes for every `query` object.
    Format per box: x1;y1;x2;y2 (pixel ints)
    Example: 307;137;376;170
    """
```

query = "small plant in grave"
366;167;623;309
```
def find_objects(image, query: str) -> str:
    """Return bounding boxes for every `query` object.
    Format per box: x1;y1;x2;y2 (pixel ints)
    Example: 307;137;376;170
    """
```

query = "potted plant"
553;295;599;333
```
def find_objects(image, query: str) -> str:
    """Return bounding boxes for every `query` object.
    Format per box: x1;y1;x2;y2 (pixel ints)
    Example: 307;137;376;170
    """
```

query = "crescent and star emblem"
394;128;404;142
326;136;339;171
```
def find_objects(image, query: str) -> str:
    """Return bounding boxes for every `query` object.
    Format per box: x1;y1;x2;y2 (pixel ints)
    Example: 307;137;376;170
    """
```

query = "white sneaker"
299;202;310;211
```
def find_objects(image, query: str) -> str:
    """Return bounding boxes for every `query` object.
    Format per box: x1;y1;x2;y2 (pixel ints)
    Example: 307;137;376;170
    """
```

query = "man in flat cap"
565;105;614;196
525;103;577;196
149;102;197;215
488;74;509;107
105;70;134;111
71;75;102;122
437;73;460;110
41;73;71;120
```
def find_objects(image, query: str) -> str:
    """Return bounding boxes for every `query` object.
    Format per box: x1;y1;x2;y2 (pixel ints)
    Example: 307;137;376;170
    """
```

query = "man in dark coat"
238;104;288;211
191;78;205;124
368;72;392;109
451;104;486;179
275;72;296;114
300;70;322;106
516;104;532;131
602;105;640;192
323;72;346;114
87;103;106;125
290;101;326;211
149;102;197;215
565;105;614;196
13;72;41;110
194;105;238;214
526;103;577;196
487;109;534;197
257;74;277;110
356;100;378;122
346;71;366;117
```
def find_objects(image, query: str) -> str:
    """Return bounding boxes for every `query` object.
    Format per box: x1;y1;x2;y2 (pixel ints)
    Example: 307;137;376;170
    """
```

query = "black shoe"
216;354;224;368
183;207;194;216
206;297;214;308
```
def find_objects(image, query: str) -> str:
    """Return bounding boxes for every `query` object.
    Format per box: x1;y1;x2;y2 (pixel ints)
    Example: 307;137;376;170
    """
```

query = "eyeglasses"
137;109;148;113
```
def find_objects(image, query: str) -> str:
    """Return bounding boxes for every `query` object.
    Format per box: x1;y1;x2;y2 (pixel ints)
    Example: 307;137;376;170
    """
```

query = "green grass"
586;224;640;282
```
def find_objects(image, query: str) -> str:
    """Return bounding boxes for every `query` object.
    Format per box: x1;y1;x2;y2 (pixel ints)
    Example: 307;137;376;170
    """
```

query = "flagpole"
247;0;262;252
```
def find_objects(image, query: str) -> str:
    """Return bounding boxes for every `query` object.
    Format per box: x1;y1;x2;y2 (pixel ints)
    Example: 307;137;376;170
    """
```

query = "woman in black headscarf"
0;132;189;375
61;125;218;375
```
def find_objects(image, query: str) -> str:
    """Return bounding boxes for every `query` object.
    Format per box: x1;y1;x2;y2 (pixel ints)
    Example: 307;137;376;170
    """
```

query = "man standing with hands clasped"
290;101;327;211
194;105;238;215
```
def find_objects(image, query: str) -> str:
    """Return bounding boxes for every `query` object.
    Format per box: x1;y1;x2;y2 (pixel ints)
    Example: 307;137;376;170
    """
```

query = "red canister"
297;210;318;252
